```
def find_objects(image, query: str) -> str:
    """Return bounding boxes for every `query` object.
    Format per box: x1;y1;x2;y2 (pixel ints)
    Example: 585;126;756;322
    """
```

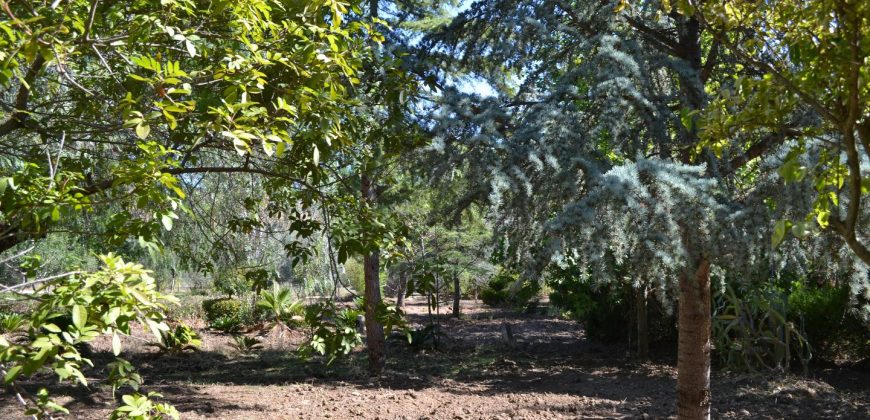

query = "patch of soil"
2;298;868;419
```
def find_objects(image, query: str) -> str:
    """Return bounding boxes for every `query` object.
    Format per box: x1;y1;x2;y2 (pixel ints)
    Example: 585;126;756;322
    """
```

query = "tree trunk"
676;257;712;420
636;282;649;360
361;174;385;376
452;274;461;317
395;270;407;309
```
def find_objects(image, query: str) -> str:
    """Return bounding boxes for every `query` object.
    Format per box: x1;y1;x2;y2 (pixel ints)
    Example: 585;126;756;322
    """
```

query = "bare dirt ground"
2;298;868;419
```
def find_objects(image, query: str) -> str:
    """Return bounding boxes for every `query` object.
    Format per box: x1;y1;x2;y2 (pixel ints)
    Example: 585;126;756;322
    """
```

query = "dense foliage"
1;0;868;419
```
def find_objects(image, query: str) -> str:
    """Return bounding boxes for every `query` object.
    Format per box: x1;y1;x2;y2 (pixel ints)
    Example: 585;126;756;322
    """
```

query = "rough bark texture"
676;257;712;420
635;283;649;360
395;271;407;309
361;174;385;376
452;274;461;317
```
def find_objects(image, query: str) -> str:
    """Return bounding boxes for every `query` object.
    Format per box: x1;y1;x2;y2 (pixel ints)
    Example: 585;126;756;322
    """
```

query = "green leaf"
72;304;87;330
5;365;22;383
161;214;173;231
112;332;122;356
185;40;196;57
771;219;790;247
135;123;150;139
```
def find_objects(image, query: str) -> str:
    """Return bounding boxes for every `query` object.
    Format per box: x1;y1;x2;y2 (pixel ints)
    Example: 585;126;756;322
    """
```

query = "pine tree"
416;1;859;418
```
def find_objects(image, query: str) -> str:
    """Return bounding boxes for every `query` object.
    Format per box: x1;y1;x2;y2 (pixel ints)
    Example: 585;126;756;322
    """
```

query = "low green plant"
0;312;27;334
480;271;540;309
405;324;446;350
789;283;870;362
299;302;364;364
202;298;242;323
0;254;178;418
202;297;245;332
257;283;304;326
110;392;179;420
107;358;143;398
152;323;201;354
231;335;262;355
713;284;811;373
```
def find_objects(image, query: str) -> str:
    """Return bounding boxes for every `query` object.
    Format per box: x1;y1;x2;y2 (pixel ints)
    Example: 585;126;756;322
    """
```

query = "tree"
1;0;384;415
0;0;373;256
421;1;801;418
697;0;870;311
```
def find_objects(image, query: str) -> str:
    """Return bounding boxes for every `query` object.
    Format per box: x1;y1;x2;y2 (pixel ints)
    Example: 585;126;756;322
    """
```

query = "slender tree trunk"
361;174;385;376
676;256;712;420
452;274;461;317
636;282;649;360
395;270;407;309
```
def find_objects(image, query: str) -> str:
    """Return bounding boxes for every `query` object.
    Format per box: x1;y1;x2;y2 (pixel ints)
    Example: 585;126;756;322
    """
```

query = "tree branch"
0;55;45;136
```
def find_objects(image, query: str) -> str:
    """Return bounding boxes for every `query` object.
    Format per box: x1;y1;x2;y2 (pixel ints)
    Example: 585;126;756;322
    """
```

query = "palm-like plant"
256;283;303;326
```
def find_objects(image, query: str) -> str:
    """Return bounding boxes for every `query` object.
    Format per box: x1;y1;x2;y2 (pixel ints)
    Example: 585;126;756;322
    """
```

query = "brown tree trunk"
635;282;649;360
361;174;385;376
676;257;712;420
395;270;407;309
452;274;461;317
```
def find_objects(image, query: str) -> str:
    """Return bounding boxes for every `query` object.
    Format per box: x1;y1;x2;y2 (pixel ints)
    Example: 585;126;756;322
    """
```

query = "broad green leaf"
161;214;173;231
771;219;790;247
135;123;150;139
112;332;122;356
72;305;87;330
5;365;22;383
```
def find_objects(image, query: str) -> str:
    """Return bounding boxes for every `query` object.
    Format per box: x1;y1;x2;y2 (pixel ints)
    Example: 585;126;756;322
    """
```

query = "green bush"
344;259;366;294
153;323;202;354
202;298;245;332
547;265;676;344
549;277;629;342
713;284;811;373
480;271;540;310
202;298;242;323
789;283;869;362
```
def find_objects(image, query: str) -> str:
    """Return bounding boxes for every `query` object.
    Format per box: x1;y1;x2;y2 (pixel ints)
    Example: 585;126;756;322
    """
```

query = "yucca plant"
713;284;812;374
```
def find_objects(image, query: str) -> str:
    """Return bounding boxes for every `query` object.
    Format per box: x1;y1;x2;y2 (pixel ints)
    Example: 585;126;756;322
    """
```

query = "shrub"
789;283;869;362
231;335;262;355
344;259;366;295
202;298;242;323
713;284;811;373
480;271;540;309
212;272;250;298
547;267;676;344
257;283;304;327
152;323;201;354
202;298;245;332
299;302;364;363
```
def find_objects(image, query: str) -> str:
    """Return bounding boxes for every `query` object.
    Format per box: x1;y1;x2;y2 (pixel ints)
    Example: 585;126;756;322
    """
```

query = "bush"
344;259;366;295
153;323;201;354
789;283;869;362
549;277;629;342
480;271;540;310
547;266;676;344
202;298;241;323
713;284;811;373
202;298;244;332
